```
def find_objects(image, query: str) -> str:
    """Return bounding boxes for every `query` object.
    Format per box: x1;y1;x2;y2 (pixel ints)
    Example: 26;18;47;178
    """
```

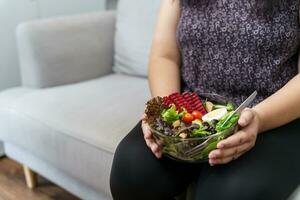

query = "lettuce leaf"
192;124;210;137
161;105;182;123
216;113;239;132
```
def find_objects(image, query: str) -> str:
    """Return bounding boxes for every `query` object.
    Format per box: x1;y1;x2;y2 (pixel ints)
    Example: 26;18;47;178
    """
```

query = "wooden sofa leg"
23;165;38;189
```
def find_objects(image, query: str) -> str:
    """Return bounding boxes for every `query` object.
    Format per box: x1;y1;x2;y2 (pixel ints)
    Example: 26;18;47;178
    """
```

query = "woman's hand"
141;114;162;158
208;108;261;166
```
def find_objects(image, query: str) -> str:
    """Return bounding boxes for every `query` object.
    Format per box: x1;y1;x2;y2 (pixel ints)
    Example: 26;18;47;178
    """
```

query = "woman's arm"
254;73;300;133
143;0;181;158
148;0;181;98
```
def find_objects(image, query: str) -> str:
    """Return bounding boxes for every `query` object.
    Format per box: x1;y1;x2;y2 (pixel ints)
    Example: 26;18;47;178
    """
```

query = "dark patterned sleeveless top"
177;0;300;105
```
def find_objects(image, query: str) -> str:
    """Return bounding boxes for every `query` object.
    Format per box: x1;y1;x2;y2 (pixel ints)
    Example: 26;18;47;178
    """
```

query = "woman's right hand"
141;113;162;158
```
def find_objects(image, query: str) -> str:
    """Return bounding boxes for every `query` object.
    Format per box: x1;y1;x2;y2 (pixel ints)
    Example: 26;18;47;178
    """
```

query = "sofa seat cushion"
0;73;149;153
0;73;149;197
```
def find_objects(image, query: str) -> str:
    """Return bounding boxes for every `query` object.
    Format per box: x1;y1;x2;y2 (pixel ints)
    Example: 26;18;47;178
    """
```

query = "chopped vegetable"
192;111;202;120
205;101;214;112
161;104;180;123
144;96;164;124
163;92;207;114
182;113;194;123
216;113;239;132
192;119;202;127
179;133;188;139
202;108;227;122
172;120;181;128
213;103;235;111
192;125;210;137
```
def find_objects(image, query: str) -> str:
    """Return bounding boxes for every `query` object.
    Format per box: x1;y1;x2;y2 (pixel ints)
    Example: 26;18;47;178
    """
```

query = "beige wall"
0;0;39;91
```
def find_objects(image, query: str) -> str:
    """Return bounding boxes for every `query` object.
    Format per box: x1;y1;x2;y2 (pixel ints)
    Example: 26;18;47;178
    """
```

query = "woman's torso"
177;0;300;105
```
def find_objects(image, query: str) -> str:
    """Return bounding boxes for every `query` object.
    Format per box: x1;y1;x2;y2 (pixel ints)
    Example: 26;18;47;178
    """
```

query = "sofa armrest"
17;11;116;88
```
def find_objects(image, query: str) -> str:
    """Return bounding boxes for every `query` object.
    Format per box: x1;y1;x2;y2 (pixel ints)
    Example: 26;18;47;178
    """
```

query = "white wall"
38;0;105;18
0;0;39;91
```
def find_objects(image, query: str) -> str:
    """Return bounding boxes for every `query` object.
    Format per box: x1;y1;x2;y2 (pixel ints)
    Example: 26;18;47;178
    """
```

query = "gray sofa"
0;0;161;199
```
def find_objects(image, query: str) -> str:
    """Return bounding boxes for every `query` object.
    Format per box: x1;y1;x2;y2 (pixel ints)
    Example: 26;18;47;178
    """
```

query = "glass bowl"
150;93;239;163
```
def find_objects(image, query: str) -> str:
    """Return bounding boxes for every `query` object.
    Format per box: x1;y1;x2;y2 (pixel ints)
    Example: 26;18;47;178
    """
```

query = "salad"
145;92;240;140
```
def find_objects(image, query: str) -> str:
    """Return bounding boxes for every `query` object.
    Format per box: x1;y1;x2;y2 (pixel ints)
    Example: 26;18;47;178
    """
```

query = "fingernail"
218;143;224;148
157;153;162;159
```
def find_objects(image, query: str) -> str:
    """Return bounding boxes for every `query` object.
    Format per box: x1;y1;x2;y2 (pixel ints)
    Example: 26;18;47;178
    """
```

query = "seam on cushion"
0;107;116;154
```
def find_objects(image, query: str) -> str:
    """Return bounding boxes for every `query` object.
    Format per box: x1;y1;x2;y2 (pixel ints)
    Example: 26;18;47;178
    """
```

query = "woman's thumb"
238;108;254;127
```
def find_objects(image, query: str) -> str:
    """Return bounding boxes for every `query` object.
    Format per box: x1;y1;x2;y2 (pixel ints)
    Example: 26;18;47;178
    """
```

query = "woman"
110;0;300;199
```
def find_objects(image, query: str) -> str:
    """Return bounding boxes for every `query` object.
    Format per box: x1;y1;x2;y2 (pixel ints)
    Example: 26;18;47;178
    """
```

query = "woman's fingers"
209;141;254;159
217;130;249;149
209;108;259;165
209;150;246;165
146;139;162;158
154;149;162;158
142;120;152;139
141;113;147;120
146;139;159;152
141;117;162;158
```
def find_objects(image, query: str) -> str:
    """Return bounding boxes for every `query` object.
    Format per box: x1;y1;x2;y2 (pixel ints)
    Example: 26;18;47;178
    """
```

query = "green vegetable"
196;140;219;160
216;113;239;132
178;109;186;118
161;105;184;123
192;125;210;137
192;119;202;127
213;103;235;111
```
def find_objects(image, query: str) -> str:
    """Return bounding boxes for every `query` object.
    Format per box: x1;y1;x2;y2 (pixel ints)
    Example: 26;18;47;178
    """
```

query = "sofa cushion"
0;74;150;153
113;0;161;77
0;74;149;198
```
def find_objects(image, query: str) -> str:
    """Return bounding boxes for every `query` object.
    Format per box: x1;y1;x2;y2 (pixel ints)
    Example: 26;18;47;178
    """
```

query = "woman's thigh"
110;121;201;200
195;119;300;200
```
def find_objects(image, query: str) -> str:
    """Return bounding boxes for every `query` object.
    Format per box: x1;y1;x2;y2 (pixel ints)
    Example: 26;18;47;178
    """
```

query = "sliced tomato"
191;111;202;119
182;113;194;123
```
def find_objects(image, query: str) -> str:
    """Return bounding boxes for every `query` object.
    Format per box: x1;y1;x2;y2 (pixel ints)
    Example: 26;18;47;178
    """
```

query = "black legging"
110;119;300;200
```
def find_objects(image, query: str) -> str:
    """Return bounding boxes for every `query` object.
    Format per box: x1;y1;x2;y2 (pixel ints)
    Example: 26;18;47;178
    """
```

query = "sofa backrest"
113;0;161;77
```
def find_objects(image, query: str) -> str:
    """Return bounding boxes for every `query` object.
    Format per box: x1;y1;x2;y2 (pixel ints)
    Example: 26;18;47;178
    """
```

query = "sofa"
0;0;161;199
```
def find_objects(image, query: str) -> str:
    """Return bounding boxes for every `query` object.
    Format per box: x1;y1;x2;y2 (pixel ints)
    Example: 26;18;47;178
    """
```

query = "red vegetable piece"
182;113;194;123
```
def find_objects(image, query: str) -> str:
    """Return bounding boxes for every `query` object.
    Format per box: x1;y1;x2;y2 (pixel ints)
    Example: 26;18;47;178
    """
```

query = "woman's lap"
110;119;300;200
110;121;201;200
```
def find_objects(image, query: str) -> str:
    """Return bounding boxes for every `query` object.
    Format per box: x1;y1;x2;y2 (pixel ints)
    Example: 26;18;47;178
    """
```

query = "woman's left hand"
208;108;261;166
